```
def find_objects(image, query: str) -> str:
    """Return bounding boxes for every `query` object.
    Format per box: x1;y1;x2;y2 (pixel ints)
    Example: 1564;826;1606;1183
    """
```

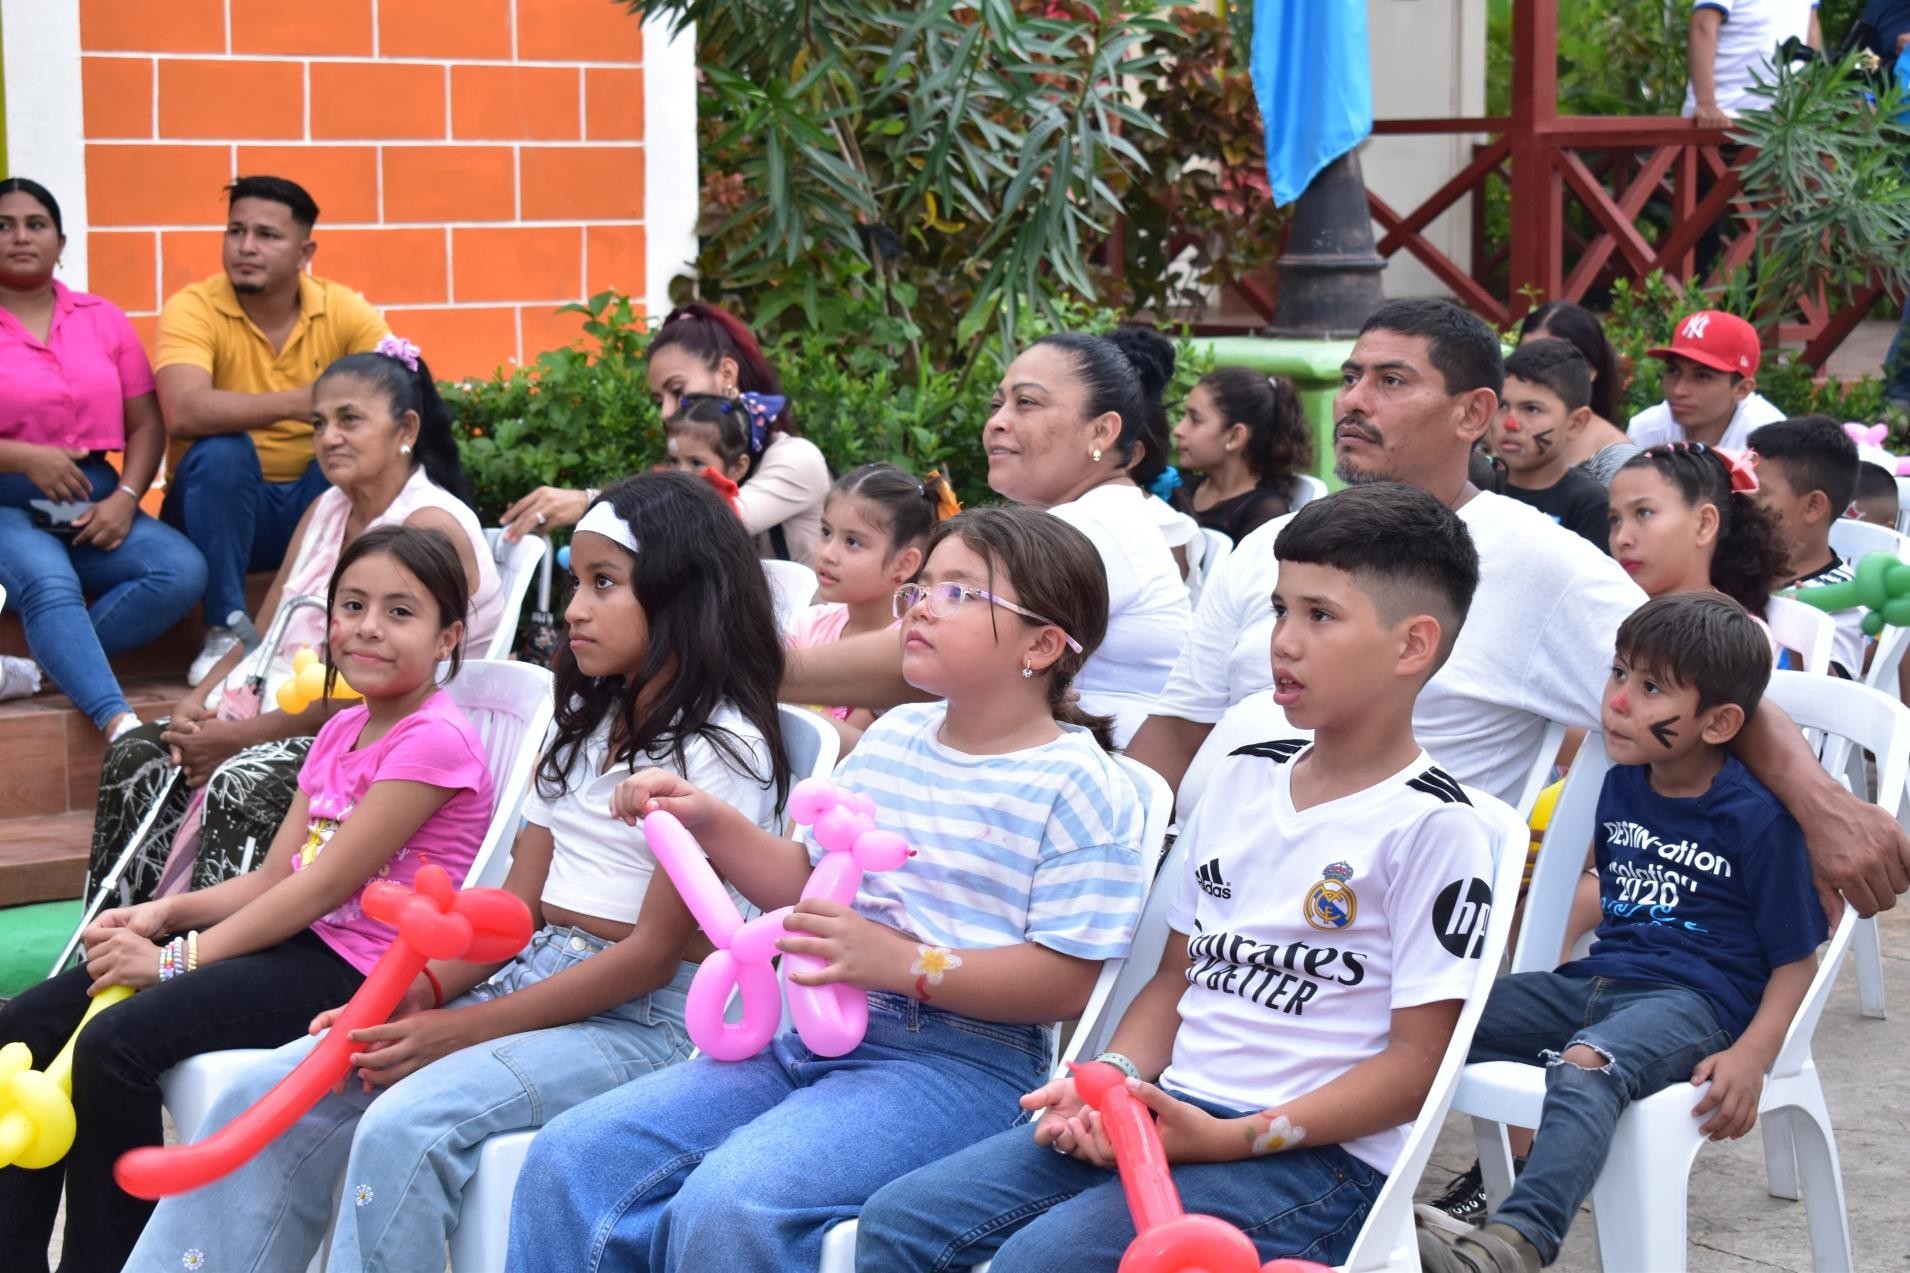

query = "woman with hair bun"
1171;367;1316;543
783;326;1193;748
502;302;830;565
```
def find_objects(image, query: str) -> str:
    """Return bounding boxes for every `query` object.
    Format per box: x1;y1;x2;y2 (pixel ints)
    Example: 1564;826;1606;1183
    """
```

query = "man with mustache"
1128;298;1910;920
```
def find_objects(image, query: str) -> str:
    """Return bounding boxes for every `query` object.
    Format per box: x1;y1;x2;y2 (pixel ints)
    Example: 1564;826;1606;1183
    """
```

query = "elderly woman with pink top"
0;177;206;737
85;337;503;910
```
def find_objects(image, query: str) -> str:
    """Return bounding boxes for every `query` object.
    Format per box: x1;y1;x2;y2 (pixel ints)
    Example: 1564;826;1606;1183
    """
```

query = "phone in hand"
28;499;91;538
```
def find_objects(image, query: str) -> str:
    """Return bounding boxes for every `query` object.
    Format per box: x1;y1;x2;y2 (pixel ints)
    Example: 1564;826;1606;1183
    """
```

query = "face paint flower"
1250;1114;1308;1155
910;946;963;985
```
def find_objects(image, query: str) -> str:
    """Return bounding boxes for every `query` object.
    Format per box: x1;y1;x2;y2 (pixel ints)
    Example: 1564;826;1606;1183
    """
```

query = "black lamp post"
1265;149;1387;339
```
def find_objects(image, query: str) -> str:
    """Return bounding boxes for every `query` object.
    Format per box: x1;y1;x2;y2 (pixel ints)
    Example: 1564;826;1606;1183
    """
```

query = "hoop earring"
725;382;739;399
1021;657;1034;680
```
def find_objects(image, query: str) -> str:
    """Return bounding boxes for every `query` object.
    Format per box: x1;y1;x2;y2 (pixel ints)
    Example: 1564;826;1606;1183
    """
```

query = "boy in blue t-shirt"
1419;592;1827;1273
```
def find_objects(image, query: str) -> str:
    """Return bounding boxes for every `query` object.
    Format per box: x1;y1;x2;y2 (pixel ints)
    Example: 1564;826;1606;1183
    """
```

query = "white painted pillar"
641;12;698;321
1;0;89;288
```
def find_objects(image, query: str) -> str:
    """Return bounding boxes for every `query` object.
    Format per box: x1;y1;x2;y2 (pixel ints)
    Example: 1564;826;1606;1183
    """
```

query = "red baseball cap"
1647;310;1760;377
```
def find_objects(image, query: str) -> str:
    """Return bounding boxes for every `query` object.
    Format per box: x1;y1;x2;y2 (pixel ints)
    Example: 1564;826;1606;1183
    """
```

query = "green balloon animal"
1791;550;1910;635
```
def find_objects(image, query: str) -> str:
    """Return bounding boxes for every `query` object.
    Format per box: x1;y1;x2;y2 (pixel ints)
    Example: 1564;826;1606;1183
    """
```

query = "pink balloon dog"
115;865;532;1198
643;777;911;1060
1070;1061;1331;1273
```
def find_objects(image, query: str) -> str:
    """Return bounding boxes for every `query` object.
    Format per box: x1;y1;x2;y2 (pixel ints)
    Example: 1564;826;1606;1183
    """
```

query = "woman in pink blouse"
0;178;206;738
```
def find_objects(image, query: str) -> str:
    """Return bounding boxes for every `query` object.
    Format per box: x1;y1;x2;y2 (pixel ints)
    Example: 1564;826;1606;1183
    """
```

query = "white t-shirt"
1158;491;1644;814
526;705;779;924
1788;554;1865;678
1683;1;1817;118
1626;392;1785;452
1160;740;1498;1175
1048;484;1193;748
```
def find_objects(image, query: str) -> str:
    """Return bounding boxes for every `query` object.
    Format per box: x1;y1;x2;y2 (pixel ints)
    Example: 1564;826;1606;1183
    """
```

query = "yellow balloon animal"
275;646;364;715
0;984;134;1169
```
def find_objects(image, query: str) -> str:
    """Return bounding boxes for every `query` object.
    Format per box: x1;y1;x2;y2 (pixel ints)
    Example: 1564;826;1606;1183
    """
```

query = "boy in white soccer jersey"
854;482;1501;1271
1417;593;1825;1273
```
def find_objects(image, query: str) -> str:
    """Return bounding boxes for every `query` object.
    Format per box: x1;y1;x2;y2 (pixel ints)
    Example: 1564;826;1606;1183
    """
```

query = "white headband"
574;500;639;554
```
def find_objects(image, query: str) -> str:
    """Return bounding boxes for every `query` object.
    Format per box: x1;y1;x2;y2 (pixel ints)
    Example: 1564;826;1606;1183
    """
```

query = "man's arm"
1732;702;1910;917
1690;6;1729;127
1123;715;1214;800
156;364;314;440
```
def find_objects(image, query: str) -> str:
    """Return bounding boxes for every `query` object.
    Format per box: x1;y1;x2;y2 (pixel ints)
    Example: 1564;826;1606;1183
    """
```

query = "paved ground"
1415;900;1910;1272
1818;318;1899;390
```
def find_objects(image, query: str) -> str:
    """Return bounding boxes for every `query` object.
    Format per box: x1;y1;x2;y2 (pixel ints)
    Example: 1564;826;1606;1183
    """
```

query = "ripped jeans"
1466;971;1730;1263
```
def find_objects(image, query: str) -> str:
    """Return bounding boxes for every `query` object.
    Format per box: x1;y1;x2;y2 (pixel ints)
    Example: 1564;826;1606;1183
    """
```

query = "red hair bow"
1716;447;1760;495
700;466;741;513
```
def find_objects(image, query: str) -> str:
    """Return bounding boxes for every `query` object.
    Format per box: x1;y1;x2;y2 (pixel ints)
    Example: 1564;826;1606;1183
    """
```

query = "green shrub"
447;291;1215;524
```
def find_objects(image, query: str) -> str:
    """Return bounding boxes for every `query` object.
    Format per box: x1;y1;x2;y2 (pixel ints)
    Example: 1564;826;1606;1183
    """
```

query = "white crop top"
525;704;780;924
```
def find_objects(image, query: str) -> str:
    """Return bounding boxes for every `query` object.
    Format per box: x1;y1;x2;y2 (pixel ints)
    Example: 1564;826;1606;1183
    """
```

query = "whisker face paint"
1532;429;1555;455
1648;716;1681;749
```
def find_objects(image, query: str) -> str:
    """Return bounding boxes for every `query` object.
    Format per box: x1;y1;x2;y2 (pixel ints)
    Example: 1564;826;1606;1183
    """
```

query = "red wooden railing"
1359;0;1887;368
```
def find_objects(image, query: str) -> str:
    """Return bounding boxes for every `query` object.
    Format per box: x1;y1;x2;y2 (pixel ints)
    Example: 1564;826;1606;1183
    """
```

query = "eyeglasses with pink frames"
891;581;1085;653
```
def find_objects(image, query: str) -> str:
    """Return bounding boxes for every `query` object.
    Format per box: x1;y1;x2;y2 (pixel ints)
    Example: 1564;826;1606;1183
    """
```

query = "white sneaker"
0;655;42;701
187;626;242;687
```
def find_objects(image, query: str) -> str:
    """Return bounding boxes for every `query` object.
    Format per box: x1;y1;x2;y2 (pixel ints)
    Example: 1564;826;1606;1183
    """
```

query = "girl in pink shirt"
789;463;957;748
0;176;205;736
0;524;494;1272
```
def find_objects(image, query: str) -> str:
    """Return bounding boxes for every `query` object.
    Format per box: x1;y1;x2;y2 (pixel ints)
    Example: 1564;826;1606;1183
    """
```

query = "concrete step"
0;811;91;906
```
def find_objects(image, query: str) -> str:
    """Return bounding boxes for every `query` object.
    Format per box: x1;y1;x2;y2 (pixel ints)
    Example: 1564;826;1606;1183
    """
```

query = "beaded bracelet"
186;929;199;973
1093;1051;1141;1082
159;937;187;982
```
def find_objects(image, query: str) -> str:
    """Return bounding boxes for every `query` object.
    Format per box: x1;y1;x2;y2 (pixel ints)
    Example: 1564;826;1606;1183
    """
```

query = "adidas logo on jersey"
1197;858;1231;899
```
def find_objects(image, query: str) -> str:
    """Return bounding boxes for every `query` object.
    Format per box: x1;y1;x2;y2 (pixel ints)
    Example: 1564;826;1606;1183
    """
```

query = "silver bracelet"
118;484;142;502
1093;1051;1141;1082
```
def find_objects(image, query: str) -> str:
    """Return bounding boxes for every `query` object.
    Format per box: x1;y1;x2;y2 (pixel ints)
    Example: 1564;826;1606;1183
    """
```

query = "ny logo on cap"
1681;313;1711;340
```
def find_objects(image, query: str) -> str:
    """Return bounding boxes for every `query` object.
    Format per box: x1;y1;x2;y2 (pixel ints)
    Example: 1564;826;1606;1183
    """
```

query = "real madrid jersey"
1157;738;1497;1175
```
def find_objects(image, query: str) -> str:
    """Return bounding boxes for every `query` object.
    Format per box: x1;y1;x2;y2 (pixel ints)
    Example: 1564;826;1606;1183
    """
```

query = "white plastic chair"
1291;473;1329;509
159;660;556;1143
1764;595;1836;676
447;702;841;1271
482;528;551;661
821;765;1528;1273
1824;518;1909;1020
1893;476;1910;536
1199;527;1233;576
1457;671;1901;1273
765;559;819;632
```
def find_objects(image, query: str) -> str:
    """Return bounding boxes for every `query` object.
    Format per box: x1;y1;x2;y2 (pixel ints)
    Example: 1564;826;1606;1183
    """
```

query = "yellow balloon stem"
45;985;133;1095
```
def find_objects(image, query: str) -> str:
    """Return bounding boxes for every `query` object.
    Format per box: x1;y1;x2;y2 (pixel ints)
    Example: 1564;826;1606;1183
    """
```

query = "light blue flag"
1251;0;1374;207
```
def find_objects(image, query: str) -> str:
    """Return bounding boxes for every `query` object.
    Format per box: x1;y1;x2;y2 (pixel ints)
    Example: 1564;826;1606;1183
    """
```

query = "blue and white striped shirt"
805;702;1146;961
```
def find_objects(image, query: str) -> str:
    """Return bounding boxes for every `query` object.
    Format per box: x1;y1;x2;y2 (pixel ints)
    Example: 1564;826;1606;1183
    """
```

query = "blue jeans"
126;928;698;1273
0;459;205;727
855;1092;1384;1271
161;433;329;624
506;992;1053;1273
1466;971;1731;1263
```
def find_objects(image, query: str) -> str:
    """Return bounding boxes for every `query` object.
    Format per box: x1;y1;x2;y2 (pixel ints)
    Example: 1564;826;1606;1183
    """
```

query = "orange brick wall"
74;0;653;381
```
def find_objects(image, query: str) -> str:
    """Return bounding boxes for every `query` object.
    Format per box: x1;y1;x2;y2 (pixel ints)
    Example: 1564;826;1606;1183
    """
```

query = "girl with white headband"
128;472;789;1273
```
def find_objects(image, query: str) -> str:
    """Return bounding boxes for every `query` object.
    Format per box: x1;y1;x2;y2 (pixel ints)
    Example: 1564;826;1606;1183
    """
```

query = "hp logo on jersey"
1432;877;1494;959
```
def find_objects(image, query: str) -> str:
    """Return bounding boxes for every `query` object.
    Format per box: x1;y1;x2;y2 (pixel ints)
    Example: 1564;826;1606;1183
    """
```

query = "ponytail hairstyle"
664;394;754;475
921;506;1115;750
539;470;790;811
1617;443;1789;617
828;462;958;554
1197;367;1314;492
1520;301;1620;425
316;340;472;504
323;524;470;694
1033;326;1177;481
648;302;796;440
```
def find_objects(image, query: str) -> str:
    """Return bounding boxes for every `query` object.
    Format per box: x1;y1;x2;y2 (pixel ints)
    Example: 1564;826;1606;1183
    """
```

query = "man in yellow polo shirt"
155;176;388;684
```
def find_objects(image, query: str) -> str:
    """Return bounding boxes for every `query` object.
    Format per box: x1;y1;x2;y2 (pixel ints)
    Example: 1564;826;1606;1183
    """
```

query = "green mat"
0;899;81;998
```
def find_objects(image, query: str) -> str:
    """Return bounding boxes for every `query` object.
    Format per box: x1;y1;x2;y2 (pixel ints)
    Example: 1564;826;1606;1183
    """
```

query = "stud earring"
399;443;412;456
1021;657;1034;679
1090;447;1103;463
